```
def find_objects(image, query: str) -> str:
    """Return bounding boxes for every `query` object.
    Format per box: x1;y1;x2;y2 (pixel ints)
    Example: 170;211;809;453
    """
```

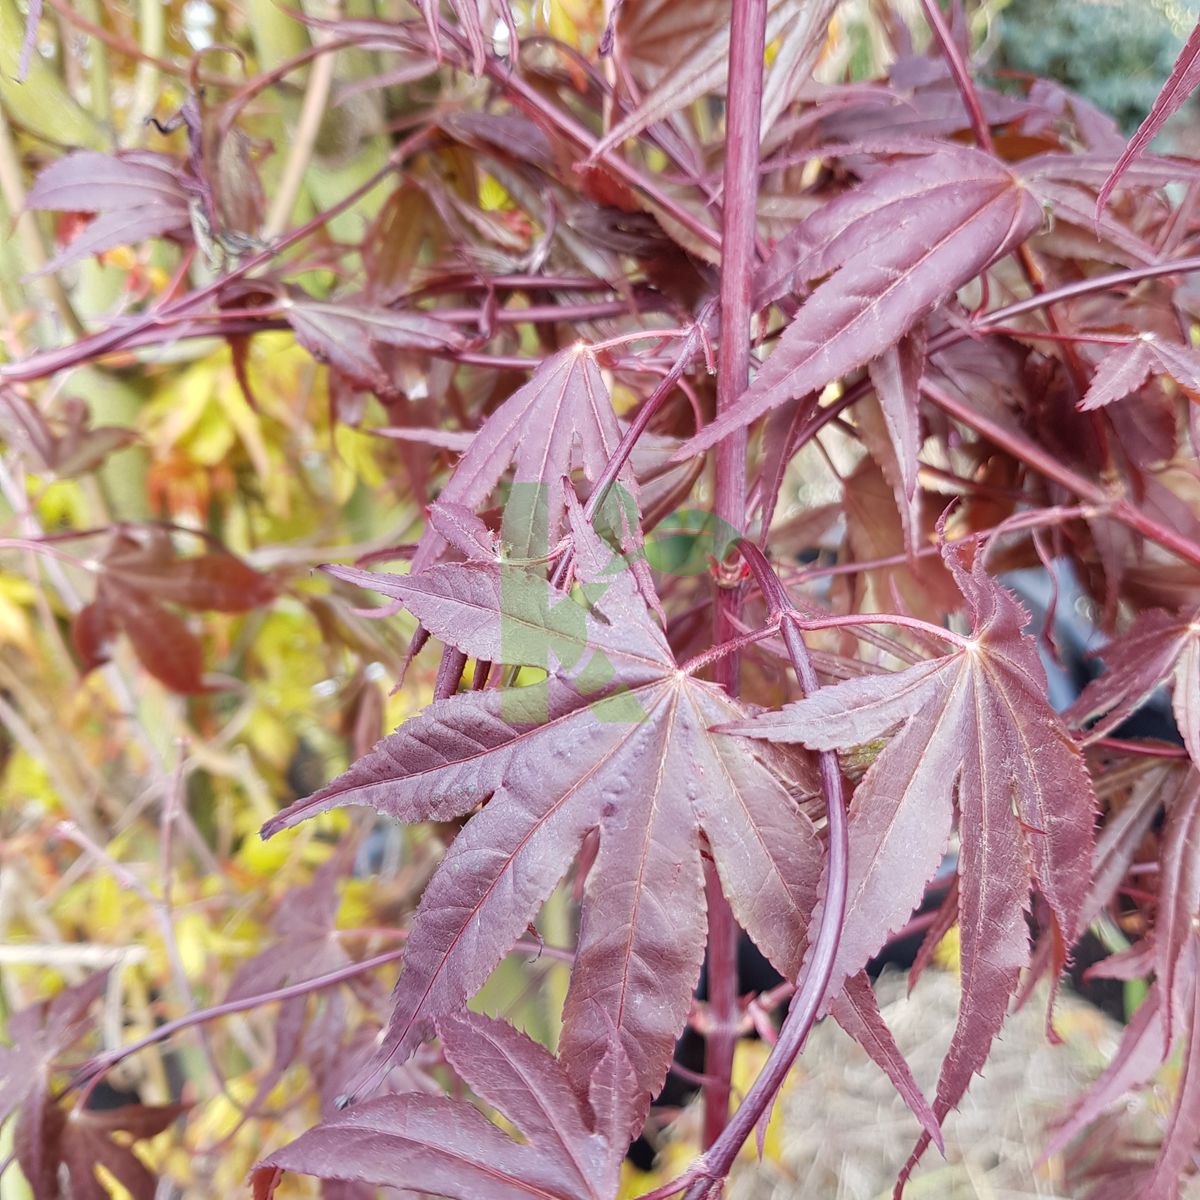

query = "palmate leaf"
253;1011;634;1200
263;506;822;1121
1096;15;1200;217
679;148;1042;459
19;1101;188;1200
0;972;185;1199
70;528;277;694
1066;607;1200;766
725;543;1096;1181
26;151;192;274
0;972;109;1133
1079;334;1200;412
595;0;838;163
1047;768;1200;1192
410;345;642;569
1050;940;1200;1200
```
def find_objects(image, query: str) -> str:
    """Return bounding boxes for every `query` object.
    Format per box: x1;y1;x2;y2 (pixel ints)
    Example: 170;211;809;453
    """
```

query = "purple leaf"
1080;335;1200;411
26;151;189;213
410;347;640;568
26;152;192;273
829;974;943;1152
680;149;1041;458
1096;17;1200;216
267;519;821;1120
1044;987;1168;1160
1066;607;1200;766
1155;772;1200;1030
253;1011;622;1200
725;542;1096;1174
285;298;467;397
863;332;925;554
1146;939;1200;1197
590;0;837;163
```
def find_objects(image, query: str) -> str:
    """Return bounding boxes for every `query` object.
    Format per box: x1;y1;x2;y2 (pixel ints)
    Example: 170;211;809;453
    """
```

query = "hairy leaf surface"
1080;335;1200;411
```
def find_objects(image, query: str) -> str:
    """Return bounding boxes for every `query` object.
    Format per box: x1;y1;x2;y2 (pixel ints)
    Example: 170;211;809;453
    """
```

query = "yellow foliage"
731;1039;791;1163
479;172;512;212
617;1037;801;1192
932;924;962;977
0;573;36;651
1;746;53;808
34;478;89;530
336;878;374;931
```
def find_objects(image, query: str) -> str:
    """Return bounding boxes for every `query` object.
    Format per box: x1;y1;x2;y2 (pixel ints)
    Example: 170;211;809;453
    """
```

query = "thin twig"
262;15;339;239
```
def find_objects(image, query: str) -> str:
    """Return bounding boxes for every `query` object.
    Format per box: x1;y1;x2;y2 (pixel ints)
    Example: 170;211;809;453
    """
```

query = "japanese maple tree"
6;0;1200;1198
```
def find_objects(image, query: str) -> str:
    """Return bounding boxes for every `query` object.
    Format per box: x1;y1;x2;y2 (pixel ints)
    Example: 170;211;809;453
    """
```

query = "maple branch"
582;306;716;526
918;378;1200;569
976;326;1136;347
964;254;1200;333
1090;736;1188;757
919;0;1116;471
669;540;850;1199
729;541;973;652
701;0;768;1150
480;43;721;253
590;328;689;353
70;948;407;1096
68;933;569;1097
677;625;778;675
0;129;431;385
792;611;971;651
919;0;994;155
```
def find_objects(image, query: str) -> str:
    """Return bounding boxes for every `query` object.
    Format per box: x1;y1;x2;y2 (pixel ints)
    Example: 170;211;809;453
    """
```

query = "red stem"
669;542;850;1199
67;930;568;1098
70;947;408;1095
918;378;1200;568
1;131;430;385
919;0;995;155
700;0;768;1151
585;308;718;527
967;255;1200;333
